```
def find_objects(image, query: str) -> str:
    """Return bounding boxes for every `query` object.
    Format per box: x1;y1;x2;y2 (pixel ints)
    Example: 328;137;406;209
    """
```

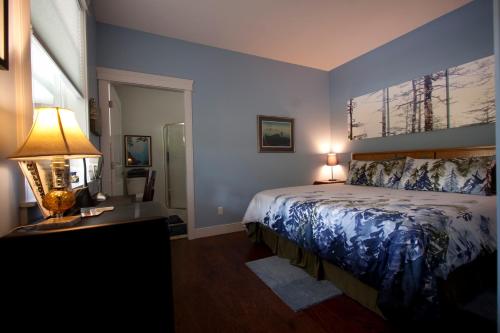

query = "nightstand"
313;180;346;185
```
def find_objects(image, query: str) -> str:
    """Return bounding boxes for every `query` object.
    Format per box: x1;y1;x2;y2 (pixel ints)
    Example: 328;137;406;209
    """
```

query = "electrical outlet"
217;206;224;215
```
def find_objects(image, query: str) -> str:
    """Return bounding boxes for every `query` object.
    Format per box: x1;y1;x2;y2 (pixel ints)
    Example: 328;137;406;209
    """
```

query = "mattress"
242;183;496;319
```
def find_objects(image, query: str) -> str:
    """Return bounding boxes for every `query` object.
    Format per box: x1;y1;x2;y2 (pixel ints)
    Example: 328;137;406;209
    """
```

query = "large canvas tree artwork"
347;55;495;140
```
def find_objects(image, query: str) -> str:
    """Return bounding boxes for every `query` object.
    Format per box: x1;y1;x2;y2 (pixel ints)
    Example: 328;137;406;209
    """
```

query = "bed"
243;146;496;321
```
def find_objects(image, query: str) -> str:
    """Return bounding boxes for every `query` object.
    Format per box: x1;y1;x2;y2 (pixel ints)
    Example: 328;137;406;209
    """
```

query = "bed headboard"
352;146;495;161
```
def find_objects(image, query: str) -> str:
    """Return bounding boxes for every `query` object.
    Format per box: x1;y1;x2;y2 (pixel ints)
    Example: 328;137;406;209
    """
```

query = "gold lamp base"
39;187;79;230
41;157;76;222
42;188;76;214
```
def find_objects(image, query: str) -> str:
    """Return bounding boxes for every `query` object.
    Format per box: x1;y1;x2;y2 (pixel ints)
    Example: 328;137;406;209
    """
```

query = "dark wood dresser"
0;201;175;332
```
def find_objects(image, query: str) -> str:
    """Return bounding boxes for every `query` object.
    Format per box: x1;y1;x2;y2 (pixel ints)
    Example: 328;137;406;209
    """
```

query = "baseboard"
190;221;245;239
170;234;188;241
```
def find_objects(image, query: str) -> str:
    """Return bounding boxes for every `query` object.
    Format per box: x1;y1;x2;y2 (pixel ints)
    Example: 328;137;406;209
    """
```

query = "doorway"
163;123;188;234
97;68;195;238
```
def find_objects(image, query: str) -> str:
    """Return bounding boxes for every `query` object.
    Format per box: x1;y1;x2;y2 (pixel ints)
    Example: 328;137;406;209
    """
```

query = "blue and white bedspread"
243;184;496;319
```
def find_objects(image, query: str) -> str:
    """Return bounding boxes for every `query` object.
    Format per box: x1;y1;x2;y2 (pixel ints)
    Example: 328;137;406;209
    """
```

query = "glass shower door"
163;123;187;209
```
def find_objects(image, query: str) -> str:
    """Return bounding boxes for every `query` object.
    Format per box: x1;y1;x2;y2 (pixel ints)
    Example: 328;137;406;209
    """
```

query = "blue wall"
96;24;331;228
330;0;495;162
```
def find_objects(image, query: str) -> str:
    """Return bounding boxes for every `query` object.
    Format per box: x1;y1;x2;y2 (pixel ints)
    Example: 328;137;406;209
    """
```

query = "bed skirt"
247;222;383;317
246;222;496;319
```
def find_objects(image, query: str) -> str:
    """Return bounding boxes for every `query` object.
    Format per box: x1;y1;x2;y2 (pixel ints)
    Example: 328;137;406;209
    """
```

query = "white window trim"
22;0;90;206
15;0;35;208
80;1;89;136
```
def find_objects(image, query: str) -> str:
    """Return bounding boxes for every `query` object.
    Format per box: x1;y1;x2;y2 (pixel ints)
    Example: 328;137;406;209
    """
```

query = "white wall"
0;0;31;235
115;84;184;206
0;58;20;234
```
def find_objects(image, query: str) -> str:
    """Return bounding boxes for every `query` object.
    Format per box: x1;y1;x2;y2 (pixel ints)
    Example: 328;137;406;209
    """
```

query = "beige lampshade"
326;153;338;166
9;107;102;160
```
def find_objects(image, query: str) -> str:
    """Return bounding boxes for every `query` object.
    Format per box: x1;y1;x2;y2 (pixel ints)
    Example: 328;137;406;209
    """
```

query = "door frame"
97;67;195;238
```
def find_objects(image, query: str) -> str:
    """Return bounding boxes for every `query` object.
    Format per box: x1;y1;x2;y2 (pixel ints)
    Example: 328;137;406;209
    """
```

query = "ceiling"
94;0;471;71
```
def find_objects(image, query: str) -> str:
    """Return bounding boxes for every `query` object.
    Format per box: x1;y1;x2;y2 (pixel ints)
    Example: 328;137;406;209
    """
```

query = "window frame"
24;0;90;203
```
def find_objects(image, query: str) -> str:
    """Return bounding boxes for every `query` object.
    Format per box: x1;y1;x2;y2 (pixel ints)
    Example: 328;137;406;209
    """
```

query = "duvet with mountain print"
243;184;496;320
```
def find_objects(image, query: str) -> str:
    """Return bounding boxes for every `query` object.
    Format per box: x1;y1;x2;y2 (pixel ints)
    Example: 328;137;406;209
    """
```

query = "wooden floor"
171;231;397;333
171;231;494;333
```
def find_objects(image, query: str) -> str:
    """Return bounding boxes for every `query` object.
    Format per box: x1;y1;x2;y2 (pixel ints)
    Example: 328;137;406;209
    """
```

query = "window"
31;0;86;99
29;0;89;196
31;36;86;133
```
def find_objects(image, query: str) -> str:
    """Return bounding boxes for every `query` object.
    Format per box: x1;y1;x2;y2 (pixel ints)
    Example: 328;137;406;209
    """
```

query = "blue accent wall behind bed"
329;0;495;161
96;24;330;229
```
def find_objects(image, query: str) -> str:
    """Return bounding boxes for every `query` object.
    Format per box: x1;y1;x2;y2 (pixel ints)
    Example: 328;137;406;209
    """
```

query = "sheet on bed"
243;184;496;319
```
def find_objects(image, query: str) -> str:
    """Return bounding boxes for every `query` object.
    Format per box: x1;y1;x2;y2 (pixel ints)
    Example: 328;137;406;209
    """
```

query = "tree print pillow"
398;156;496;195
346;159;405;189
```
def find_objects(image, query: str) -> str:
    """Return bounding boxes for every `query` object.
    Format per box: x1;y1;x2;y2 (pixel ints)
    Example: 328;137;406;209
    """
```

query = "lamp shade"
326;153;338;166
9;107;102;160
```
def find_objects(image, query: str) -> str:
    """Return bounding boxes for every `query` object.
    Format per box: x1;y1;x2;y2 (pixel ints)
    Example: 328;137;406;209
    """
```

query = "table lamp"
326;153;338;181
9;107;102;225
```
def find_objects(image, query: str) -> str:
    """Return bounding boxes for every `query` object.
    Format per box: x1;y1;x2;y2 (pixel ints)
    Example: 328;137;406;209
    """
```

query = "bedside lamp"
326;153;338;181
9;107;102;225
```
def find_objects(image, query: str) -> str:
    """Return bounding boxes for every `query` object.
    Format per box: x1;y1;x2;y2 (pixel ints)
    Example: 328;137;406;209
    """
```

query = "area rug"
462;289;496;322
246;256;342;311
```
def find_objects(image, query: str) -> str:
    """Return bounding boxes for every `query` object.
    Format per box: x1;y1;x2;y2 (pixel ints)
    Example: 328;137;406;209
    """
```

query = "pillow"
398;156;496;195
346;159;405;189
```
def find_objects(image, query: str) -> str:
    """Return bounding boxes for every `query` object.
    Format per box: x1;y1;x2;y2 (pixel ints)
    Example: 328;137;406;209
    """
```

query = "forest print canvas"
347;55;495;140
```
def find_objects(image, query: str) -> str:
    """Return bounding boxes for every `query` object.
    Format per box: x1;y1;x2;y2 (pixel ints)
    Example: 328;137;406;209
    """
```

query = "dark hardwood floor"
171;231;495;333
171;231;397;333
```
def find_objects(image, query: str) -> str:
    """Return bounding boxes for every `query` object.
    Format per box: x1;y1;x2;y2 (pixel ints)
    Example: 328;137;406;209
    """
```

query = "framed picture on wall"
258;115;295;152
124;135;152;167
0;0;8;70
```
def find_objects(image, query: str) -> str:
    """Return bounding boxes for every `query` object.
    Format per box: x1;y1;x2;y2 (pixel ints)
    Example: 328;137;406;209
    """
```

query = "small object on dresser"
313;180;346;185
96;192;107;202
81;206;115;218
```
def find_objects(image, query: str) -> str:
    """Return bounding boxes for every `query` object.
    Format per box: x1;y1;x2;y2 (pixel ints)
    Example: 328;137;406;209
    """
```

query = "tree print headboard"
352;146;495;161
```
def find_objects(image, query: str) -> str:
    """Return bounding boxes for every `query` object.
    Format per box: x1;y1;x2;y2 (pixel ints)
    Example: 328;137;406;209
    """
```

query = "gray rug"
462;289;496;322
246;256;342;311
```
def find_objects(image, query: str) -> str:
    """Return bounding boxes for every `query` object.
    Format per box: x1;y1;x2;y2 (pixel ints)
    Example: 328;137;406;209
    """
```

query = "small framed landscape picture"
258;115;294;152
124;135;152;167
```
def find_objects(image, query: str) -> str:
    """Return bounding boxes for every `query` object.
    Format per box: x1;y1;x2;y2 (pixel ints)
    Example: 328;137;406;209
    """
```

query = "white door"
98;81;124;196
109;85;124;195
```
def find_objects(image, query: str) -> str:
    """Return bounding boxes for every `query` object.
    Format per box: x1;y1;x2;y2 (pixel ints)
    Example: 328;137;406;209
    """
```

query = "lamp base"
328;178;338;181
33;215;81;230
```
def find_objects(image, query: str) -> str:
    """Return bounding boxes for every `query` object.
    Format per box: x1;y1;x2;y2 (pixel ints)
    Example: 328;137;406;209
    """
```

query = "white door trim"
98;80;112;195
97;67;193;92
97;67;196;239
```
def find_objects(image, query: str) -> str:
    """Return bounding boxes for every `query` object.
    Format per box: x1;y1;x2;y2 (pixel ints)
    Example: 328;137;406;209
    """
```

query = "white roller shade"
31;0;84;94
